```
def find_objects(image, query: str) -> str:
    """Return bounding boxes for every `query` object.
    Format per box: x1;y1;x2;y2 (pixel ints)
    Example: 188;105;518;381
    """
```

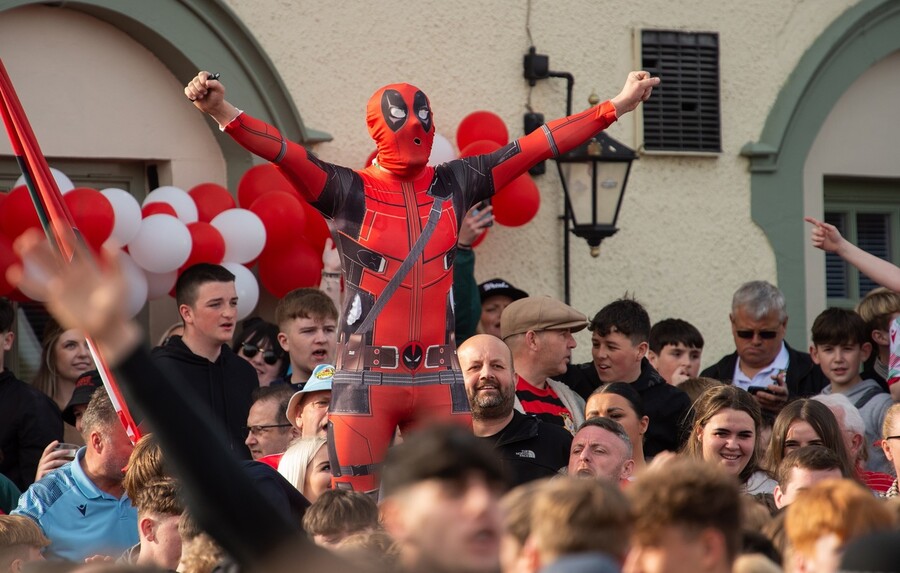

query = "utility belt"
332;369;463;386
339;333;459;371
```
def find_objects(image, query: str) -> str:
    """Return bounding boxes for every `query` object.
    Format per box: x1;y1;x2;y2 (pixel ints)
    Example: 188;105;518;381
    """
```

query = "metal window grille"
641;30;721;152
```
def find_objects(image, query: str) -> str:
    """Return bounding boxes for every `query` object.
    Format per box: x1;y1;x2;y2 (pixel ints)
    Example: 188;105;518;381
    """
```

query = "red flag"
0;58;142;444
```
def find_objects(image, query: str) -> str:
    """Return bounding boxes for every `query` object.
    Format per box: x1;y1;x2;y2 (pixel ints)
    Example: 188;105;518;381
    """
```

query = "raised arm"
184;72;335;209
489;71;659;191
806;216;900;291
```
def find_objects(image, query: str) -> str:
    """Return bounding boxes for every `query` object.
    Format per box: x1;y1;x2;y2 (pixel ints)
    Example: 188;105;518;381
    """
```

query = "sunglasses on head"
735;329;779;340
241;343;281;365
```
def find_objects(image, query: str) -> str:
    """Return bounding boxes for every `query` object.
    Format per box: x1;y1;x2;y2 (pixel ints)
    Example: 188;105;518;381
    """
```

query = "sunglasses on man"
241;343;281;365
735;329;779;340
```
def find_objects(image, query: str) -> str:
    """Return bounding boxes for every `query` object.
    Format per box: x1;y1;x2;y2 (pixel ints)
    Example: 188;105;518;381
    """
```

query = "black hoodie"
0;369;63;491
150;336;257;459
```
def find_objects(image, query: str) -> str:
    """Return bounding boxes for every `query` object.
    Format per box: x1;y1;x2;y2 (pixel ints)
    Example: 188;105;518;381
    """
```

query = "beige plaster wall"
0;5;228;337
0;5;226;190
223;0;859;364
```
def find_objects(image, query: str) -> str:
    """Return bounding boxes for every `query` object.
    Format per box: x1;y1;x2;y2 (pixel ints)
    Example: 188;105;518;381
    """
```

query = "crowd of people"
3;246;900;573
3;68;900;573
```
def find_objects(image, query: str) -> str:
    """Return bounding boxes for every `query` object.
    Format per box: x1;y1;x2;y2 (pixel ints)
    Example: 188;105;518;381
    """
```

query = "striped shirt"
516;375;575;433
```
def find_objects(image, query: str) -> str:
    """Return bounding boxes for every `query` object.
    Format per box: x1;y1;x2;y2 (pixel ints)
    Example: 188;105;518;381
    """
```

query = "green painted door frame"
0;0;330;188
741;0;900;346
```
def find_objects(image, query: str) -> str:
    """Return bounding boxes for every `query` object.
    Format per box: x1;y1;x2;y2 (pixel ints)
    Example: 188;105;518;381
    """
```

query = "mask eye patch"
380;89;409;132
413;90;432;133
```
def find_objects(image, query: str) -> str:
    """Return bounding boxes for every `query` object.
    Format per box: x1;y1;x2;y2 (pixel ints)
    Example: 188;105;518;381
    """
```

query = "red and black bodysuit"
224;83;619;492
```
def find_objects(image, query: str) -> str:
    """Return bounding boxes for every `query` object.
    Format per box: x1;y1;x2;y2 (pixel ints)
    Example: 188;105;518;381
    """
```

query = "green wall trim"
740;0;900;346
0;0;332;188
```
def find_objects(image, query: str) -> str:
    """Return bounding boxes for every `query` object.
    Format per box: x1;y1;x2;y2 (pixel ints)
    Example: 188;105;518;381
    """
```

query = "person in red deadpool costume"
185;70;658;494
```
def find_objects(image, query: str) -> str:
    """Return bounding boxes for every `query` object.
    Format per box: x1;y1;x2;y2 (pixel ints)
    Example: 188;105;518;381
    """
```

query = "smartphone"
473;200;493;227
747;386;767;395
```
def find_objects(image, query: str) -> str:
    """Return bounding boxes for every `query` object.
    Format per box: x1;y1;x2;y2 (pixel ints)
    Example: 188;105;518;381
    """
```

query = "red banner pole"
0;58;142;444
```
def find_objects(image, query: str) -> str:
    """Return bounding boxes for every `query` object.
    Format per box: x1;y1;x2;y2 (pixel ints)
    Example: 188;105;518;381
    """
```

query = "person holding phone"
453;203;495;344
701;281;828;417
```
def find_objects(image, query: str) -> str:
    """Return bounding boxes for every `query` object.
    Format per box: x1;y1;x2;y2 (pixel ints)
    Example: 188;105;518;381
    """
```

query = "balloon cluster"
365;110;542;241
0;166;332;320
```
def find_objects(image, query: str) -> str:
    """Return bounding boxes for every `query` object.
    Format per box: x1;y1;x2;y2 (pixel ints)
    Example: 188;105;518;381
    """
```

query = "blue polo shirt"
12;447;138;561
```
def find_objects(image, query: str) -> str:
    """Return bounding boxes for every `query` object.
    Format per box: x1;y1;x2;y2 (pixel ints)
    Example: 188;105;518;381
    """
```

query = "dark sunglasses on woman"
241;343;281;365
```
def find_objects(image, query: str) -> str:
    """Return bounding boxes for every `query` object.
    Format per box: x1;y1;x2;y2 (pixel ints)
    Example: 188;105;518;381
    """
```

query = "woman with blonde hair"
880;402;900;497
31;318;93;413
277;437;332;503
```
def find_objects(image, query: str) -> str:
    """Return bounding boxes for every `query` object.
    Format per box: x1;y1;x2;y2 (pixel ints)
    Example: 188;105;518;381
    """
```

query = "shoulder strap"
853;386;884;410
352;194;448;335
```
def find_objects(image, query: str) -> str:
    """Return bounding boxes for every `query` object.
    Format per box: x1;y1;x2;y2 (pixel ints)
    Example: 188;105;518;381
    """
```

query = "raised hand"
458;204;493;247
184;71;241;127
610;71;660;117
804;216;846;254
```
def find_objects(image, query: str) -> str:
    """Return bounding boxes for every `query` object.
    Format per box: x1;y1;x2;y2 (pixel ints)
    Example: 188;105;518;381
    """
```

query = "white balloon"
127;214;192;273
145;269;178;300
210;209;266;264
428;133;457;165
118;251;149;318
100;188;142;245
143;186;198;224
14;167;75;194
221;262;259;320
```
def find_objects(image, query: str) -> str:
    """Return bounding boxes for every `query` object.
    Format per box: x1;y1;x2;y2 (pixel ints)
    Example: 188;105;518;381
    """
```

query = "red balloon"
457;111;509;151
0;233;20;296
258;238;323;297
142;202;177;218
181;222;226;270
249;191;307;251
300;203;332;255
364;149;377;168
189;183;236;223
459;139;502;158
0;186;40;240
63;188;114;251
492;174;540;227
237;164;294;208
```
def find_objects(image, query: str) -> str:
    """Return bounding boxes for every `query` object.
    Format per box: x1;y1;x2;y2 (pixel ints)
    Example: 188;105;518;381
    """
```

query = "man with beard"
458;334;572;487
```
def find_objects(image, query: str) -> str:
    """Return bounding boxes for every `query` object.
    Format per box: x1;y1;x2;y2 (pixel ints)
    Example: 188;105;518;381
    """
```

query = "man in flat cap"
501;296;587;435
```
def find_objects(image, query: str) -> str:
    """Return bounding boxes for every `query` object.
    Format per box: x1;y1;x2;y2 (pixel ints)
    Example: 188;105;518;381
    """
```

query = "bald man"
458;334;572;486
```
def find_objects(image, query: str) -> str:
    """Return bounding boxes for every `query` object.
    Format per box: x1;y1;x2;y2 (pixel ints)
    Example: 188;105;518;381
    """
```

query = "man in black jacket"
701;281;828;417
151;264;257;459
561;298;691;458
458;334;572;487
0;297;62;491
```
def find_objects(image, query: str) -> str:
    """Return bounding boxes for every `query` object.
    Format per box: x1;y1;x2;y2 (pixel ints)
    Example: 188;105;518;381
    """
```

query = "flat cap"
500;296;588;340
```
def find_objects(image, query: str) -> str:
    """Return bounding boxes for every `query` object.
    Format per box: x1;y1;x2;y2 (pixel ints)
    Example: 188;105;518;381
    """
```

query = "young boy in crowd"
0;515;49;573
302;489;379;548
647;318;705;386
275;288;339;388
625;458;741;573
811;307;893;473
566;297;690;457
124;478;184;570
855;286;900;394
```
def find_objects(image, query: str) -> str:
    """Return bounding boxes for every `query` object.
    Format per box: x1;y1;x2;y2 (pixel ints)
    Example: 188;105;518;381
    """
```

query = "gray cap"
500;296;588;340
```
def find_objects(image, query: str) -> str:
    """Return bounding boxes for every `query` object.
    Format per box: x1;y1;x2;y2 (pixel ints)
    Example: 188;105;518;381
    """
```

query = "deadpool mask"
366;83;435;178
